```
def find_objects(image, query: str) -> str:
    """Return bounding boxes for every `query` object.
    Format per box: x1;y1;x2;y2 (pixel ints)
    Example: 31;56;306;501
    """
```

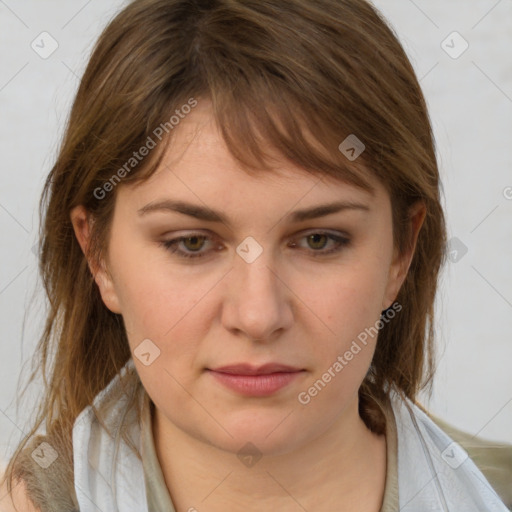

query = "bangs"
211;79;376;193
129;84;376;199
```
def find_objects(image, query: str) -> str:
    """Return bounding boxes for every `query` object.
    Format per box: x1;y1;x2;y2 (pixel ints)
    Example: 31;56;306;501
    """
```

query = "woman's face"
79;101;415;456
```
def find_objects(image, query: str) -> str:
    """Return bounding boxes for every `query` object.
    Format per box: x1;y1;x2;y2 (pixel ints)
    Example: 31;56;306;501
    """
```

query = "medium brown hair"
3;0;446;496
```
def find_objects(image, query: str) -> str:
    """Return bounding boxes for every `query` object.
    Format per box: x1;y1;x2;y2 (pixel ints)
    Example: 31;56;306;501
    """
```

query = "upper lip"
210;363;304;375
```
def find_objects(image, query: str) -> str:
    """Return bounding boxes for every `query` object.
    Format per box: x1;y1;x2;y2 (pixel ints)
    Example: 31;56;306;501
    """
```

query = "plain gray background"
1;0;511;468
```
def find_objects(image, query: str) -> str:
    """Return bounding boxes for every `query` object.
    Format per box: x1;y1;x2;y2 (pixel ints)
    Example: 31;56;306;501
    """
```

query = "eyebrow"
137;199;370;224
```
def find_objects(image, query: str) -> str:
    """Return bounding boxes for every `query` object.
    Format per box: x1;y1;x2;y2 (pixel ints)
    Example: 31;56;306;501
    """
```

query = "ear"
70;205;122;314
382;201;426;310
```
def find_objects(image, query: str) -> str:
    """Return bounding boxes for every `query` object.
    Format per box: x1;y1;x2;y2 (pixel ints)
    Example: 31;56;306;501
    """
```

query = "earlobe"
382;201;426;310
70;206;122;314
93;266;123;314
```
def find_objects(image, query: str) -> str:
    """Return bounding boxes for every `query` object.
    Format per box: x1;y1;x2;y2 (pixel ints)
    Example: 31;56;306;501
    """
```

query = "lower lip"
208;370;304;397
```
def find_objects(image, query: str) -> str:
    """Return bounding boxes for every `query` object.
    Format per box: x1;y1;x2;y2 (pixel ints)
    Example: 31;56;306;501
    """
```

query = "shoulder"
390;393;511;509
0;476;41;512
0;432;79;512
430;414;512;508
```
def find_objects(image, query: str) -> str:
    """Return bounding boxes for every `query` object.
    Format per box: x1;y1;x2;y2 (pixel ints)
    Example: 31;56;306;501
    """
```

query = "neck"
152;394;387;512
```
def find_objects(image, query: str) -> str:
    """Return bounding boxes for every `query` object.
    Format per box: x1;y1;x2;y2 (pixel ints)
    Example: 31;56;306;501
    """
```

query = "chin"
208;414;311;458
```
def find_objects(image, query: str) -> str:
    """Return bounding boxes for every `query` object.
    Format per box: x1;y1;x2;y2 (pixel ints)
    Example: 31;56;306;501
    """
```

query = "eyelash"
160;231;350;260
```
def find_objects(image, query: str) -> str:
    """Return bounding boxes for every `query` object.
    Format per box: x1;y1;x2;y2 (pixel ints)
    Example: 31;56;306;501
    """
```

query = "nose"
221;247;294;343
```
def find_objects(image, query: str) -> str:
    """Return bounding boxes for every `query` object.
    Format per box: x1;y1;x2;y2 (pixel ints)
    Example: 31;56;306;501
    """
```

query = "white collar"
391;388;508;510
72;359;147;511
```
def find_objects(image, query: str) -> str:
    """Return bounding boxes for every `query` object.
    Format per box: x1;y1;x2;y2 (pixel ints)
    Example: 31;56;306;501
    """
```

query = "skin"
71;99;425;511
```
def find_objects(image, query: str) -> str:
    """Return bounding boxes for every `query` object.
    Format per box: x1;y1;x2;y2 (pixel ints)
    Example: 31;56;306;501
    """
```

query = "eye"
161;234;215;259
160;230;350;261
290;231;350;256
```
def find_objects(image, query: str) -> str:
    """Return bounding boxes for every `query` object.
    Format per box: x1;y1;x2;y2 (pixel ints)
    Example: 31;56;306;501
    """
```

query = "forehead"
117;101;389;218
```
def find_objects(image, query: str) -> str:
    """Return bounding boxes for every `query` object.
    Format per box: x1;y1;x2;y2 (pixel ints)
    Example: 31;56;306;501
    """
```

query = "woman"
2;0;510;510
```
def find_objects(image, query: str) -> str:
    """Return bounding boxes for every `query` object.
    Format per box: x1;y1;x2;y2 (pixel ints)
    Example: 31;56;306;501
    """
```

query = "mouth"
206;363;306;397
210;362;305;375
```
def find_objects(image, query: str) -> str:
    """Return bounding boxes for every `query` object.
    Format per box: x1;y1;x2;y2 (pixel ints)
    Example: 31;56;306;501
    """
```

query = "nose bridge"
237;249;277;295
222;237;292;340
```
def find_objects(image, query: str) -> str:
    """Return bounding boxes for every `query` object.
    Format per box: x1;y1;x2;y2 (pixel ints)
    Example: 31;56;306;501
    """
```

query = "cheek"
107;231;193;335
112;260;213;400
116;271;211;352
108;240;225;380
299;250;392;393
306;259;389;341
294;267;388;414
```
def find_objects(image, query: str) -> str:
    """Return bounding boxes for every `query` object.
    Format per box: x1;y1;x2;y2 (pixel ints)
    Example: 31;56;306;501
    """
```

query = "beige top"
140;391;400;511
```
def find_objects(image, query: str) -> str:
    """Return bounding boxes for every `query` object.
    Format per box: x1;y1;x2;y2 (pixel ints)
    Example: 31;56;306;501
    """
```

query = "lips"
207;363;305;397
210;363;303;376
